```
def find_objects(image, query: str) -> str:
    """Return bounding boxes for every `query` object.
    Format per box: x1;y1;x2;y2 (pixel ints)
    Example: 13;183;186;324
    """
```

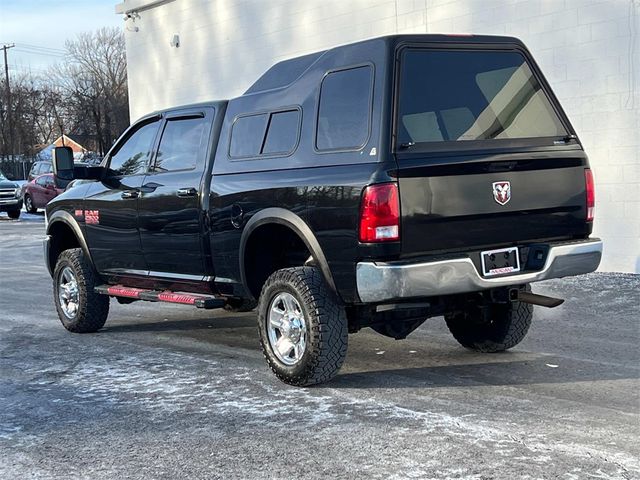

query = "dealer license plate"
481;246;520;277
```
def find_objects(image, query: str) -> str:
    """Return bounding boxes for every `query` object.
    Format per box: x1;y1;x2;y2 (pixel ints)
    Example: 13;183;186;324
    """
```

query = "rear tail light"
359;183;400;242
585;169;595;222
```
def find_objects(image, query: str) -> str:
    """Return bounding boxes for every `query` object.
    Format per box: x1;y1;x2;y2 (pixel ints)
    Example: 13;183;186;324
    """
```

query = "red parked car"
23;173;64;213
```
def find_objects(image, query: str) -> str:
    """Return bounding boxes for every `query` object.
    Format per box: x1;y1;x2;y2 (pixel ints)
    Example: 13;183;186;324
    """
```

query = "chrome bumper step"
356;238;603;303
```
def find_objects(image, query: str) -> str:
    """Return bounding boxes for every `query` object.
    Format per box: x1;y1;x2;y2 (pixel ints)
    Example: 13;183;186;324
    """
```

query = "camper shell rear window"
396;48;568;151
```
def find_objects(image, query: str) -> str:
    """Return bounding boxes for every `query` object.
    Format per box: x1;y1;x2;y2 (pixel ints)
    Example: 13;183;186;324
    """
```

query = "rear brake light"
359;183;400;242
585;169;595;222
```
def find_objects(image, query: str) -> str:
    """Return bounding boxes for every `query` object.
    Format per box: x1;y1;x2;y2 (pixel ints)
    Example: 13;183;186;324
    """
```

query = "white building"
115;0;640;273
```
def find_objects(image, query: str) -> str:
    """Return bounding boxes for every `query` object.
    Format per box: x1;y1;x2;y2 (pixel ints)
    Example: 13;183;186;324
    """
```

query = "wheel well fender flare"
239;208;337;298
46;210;94;276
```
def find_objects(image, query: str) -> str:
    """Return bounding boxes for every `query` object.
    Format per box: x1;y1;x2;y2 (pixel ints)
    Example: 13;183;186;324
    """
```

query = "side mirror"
52;147;75;188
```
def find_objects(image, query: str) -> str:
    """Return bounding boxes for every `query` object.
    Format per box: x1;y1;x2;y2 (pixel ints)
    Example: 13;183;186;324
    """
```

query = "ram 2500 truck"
46;34;602;386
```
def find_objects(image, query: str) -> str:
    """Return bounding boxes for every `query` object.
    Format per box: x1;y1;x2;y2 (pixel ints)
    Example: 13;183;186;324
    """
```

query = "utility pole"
2;43;15;161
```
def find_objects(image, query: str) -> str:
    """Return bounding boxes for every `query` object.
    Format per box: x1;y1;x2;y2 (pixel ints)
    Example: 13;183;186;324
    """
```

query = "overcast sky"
0;0;123;75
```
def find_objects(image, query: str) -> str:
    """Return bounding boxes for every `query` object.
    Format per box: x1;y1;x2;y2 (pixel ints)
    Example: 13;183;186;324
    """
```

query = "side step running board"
95;285;226;309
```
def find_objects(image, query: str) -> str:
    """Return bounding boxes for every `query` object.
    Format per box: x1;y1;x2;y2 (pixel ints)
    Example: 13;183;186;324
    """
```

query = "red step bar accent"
106;286;146;298
95;285;225;309
157;292;196;305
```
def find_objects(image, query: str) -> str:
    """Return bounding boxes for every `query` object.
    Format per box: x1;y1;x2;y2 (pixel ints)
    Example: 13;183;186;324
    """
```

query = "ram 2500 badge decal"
74;209;100;225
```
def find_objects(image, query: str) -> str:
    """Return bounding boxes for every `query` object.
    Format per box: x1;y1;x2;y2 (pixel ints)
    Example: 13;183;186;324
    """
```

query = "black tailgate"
397;152;590;257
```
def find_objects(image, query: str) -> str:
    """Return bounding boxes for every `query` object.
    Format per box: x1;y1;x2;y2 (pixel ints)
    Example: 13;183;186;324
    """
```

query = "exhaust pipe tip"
510;289;564;308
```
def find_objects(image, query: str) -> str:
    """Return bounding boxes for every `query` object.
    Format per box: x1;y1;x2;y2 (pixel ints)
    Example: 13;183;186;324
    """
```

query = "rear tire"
7;208;20;219
445;285;533;352
53;248;109;333
24;194;36;213
257;266;347;386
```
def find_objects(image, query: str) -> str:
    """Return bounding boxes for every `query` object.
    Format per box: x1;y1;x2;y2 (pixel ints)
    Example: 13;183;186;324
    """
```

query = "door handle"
140;182;162;193
177;187;197;197
121;190;139;199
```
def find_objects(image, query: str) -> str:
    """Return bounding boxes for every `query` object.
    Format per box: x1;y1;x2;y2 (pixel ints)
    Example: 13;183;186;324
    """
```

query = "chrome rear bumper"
356;238;603;303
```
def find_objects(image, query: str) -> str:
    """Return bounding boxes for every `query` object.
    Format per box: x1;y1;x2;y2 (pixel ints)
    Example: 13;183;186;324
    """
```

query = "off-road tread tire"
445;285;533;353
257;266;347;386
24;194;37;213
7;208;20;219
53;248;109;333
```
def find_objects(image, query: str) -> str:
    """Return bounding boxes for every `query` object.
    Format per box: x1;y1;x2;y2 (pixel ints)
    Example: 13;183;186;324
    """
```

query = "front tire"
53;248;109;333
445;285;533;353
257;266;347;386
7;208;20;219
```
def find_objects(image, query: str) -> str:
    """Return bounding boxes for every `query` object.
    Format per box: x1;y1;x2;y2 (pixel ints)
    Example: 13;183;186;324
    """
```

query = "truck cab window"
154;117;207;172
108;120;159;176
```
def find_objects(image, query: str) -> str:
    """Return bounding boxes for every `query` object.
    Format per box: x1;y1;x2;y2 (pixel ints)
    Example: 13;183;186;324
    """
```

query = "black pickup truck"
46;34;602;386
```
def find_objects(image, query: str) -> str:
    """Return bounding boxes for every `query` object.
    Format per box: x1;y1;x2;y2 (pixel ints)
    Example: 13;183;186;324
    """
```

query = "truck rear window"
396;49;567;148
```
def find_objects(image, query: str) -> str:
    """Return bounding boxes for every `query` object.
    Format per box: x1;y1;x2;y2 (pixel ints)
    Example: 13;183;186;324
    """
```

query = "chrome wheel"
58;266;79;319
25;195;33;212
267;292;307;366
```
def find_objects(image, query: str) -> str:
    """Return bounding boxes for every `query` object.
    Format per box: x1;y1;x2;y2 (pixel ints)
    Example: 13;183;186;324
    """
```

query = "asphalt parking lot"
1;211;639;479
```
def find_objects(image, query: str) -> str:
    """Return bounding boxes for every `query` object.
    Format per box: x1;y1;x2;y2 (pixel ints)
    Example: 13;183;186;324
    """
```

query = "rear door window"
316;65;373;151
154;117;207;172
396;49;567;149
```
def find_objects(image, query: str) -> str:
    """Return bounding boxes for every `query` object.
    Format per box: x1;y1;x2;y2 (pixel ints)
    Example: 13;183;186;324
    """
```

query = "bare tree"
0;27;129;165
53;27;129;155
0;71;62;157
